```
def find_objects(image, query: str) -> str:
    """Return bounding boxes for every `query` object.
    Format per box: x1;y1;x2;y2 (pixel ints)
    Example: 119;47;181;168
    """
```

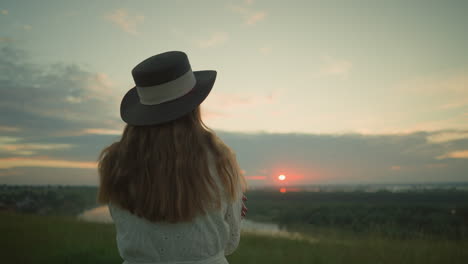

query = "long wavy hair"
97;105;247;223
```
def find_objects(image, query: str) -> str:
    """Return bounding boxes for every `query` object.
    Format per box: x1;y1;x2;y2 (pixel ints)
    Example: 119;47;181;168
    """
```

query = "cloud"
384;70;468;133
0;136;20;145
426;131;468;143
316;55;352;77
0;37;14;43
81;128;122;135
206;92;252;107
1;47;467;185
201;108;229;120
198;32;229;48
246;11;266;25
1;9;8;15
201;90;282;122
0;167;98;185
0;126;20;132
0;143;73;156
0;156;97;169
425;72;468;114
215;130;468;186
0;37;9;43
0;46;122;138
228;5;249;15
0;47;124;181
104;8;144;35
437;97;468;110
202;90;279;120
425;163;448;169
0;169;19;177
1;129;468;185
228;3;267;25
436;150;468;159
215;91;279;107
259;46;272;55
396;70;468;96
23;25;32;31
401;114;468;133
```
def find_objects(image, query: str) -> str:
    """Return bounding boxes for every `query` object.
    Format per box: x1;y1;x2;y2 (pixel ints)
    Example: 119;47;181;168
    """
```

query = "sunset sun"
278;174;286;181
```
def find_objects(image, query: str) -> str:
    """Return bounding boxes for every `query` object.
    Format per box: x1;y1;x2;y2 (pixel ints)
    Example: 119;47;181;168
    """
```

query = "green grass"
1;211;467;264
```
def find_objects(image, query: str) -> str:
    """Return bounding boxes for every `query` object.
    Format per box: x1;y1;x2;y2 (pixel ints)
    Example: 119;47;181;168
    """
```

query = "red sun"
278;174;286;181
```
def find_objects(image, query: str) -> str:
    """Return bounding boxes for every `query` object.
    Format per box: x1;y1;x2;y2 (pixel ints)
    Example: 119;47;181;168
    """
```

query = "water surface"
77;206;315;242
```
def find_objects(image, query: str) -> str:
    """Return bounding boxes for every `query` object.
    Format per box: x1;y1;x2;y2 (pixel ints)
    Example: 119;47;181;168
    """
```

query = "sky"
0;0;467;186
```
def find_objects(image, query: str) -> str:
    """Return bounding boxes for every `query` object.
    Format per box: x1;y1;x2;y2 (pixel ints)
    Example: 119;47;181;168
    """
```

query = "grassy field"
1;211;467;264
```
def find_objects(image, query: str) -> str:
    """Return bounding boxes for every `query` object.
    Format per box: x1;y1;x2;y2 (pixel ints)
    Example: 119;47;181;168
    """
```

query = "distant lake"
77;206;313;241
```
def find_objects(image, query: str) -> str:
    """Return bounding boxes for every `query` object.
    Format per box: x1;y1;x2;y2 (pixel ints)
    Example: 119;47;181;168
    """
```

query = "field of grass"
1;211;468;264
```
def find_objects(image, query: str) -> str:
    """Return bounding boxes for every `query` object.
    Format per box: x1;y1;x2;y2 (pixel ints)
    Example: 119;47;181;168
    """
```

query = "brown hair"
96;105;247;223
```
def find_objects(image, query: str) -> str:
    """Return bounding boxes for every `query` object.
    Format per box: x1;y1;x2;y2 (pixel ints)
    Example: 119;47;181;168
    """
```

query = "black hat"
120;51;217;126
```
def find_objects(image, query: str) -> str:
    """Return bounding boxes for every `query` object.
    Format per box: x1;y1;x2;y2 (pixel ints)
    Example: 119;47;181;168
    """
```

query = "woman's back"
108;149;243;264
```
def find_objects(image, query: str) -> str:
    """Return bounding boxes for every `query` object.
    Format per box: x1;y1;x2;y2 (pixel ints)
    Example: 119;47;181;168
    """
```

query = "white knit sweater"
108;151;244;264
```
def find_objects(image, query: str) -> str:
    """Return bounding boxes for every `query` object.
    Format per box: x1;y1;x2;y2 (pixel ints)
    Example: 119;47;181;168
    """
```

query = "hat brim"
120;70;217;126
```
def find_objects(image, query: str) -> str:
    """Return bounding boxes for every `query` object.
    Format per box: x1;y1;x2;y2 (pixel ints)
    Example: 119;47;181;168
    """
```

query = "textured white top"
108;151;244;264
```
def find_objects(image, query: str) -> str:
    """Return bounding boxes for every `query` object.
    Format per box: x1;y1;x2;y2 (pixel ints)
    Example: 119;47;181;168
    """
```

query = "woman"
97;51;248;264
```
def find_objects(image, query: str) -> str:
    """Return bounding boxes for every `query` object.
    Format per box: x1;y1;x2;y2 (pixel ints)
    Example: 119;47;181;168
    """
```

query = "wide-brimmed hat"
120;51;217;126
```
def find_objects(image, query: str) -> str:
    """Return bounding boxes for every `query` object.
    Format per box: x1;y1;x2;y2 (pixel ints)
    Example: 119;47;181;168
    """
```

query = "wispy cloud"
388;70;468;132
426;131;468;143
104;8;144;35
246;11;266;25
0;126;20;132
259;46;272;55
204;91;278;109
1;9;8;15
0;170;20;177
201;108;229;120
397;71;468;95
84;72;115;98
22;25;32;31
0;143;73;156
0;37;14;43
0;157;97;169
403;116;468;133
82;128;122;135
198;32;229;48
436;150;468;159
437;98;468;110
316;55;352;77
0;136;20;144
228;5;249;15
201;90;282;122
425;163;448;169
228;2;267;25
